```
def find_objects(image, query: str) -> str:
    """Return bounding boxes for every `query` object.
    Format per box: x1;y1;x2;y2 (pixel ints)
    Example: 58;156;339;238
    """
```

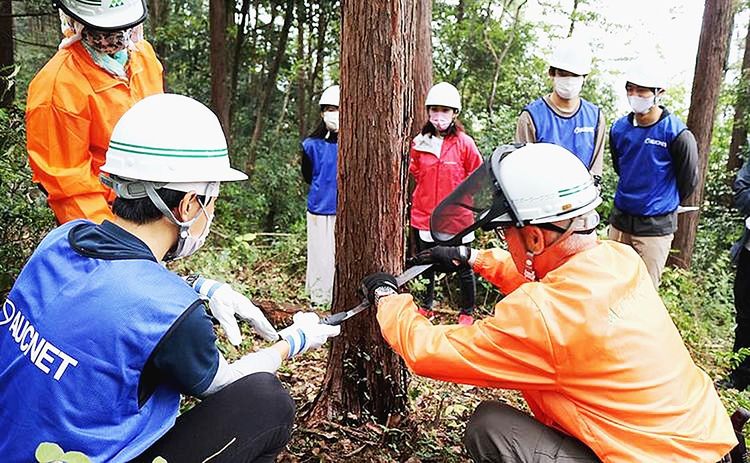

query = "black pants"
732;247;750;389
415;231;476;314
131;372;295;463
463;401;600;462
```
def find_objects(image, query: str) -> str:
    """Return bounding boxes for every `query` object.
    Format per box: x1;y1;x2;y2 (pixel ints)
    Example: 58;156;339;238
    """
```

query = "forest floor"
175;230;750;462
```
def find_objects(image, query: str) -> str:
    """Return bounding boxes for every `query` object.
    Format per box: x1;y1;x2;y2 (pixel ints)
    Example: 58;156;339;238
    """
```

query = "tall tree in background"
0;0;15;108
310;0;432;424
209;0;231;134
669;0;734;269
246;0;295;172
726;20;750;197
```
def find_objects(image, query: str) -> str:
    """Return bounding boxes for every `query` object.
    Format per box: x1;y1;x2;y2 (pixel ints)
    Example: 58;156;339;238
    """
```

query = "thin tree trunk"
568;0;580;37
726;20;750;199
209;0;231;135
309;0;426;426
229;0;252;133
668;0;734;269
307;1;330;129
146;0;169;62
0;0;15;108
246;0;295;173
295;0;307;139
485;0;526;116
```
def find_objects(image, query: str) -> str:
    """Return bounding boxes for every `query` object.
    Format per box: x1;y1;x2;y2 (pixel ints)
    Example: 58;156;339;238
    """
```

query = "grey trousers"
463;401;601;463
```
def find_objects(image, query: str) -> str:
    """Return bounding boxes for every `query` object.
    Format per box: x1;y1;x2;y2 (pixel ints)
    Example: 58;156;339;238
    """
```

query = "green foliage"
0;105;55;295
34;442;167;463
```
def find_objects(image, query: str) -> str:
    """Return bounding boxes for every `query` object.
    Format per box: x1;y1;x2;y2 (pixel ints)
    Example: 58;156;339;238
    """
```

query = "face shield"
430;145;524;245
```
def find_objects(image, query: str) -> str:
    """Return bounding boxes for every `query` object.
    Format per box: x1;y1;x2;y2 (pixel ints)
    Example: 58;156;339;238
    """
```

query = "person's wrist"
468;248;479;266
373;286;397;306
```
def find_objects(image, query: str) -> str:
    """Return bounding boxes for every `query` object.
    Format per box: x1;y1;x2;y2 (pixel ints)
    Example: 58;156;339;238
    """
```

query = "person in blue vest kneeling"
608;57;698;288
515;37;605;180
0;94;340;462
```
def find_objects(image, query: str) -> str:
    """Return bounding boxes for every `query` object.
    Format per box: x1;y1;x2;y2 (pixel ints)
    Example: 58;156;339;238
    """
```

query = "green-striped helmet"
101;93;247;185
55;0;147;30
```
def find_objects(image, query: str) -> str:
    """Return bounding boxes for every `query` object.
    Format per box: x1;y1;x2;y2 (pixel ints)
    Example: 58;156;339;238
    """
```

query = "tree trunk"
295;0;308;139
0;0;15;108
209;0;231;136
146;0;169;62
568;0;580;37
309;0;430;425
726;20;750;200
668;0;734;269
229;0;252;135
245;0;295;174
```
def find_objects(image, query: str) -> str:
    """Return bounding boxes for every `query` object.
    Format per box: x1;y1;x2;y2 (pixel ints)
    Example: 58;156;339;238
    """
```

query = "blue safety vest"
524;97;600;168
611;112;687;216
0;220;200;462
303;137;338;215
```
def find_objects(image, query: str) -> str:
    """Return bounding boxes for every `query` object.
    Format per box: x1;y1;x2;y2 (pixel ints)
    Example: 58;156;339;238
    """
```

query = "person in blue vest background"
0;94;340;462
515;37;605;181
301;85;339;305
608;58;698;288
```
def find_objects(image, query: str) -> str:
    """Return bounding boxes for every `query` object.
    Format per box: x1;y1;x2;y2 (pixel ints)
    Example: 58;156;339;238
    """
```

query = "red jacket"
409;130;483;230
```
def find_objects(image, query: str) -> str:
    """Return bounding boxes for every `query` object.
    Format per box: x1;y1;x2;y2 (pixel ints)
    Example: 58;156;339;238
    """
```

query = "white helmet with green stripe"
430;143;601;245
101;93;247;184
55;0;147;31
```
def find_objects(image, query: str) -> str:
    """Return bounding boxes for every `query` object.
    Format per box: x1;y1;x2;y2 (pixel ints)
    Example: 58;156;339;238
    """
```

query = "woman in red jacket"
409;83;483;325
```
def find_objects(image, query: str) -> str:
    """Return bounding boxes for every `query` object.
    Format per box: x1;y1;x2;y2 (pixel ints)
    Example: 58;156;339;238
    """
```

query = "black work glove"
409;245;472;273
361;272;398;306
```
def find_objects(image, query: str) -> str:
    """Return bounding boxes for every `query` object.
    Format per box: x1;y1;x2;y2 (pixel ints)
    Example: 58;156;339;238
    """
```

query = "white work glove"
190;277;279;345
278;312;341;359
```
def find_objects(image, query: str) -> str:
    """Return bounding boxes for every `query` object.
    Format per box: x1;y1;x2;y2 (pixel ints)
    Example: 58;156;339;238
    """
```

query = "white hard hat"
319;85;340;107
548;37;592;76
430;143;601;245
625;57;668;89
491;143;601;225
425;82;462;112
54;0;147;30
101;94;247;184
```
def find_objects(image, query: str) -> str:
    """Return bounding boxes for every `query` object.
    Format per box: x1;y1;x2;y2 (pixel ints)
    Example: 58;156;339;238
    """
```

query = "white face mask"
167;201;214;261
628;95;655;115
323;111;339;132
553;76;584;100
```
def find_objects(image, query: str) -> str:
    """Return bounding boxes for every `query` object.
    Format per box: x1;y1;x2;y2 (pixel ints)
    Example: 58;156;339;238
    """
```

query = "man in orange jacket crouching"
361;143;738;462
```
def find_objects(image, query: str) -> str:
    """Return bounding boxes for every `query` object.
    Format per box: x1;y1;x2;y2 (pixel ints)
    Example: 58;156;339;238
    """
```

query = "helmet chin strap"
143;183;202;261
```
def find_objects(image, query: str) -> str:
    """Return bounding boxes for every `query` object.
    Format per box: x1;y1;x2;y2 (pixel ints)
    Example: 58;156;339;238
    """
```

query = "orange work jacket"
26;40;164;224
377;241;736;462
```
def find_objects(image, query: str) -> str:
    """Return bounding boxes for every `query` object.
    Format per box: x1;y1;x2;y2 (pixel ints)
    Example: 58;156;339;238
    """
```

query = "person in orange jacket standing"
361;143;737;462
26;0;164;224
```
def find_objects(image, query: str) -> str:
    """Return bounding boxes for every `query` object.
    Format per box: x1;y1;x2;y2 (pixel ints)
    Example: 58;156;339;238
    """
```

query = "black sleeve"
609;129;620;175
734;157;750;216
301;144;313;185
669;129;699;201
139;301;220;402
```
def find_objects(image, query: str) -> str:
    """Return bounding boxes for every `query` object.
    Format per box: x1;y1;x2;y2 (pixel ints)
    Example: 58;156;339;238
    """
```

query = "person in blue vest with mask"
515;37;605;180
301;84;339;305
0;94;340;462
608;58;698;288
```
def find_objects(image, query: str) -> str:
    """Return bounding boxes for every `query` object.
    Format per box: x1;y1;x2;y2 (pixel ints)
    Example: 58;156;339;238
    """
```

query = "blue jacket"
524;97;600;168
302;137;338;215
0;220;200;462
611;112;687;216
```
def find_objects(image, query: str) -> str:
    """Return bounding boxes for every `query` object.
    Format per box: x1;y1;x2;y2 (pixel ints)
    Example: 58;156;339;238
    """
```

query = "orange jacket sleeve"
376;293;556;389
472;248;527;295
26;103;113;224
